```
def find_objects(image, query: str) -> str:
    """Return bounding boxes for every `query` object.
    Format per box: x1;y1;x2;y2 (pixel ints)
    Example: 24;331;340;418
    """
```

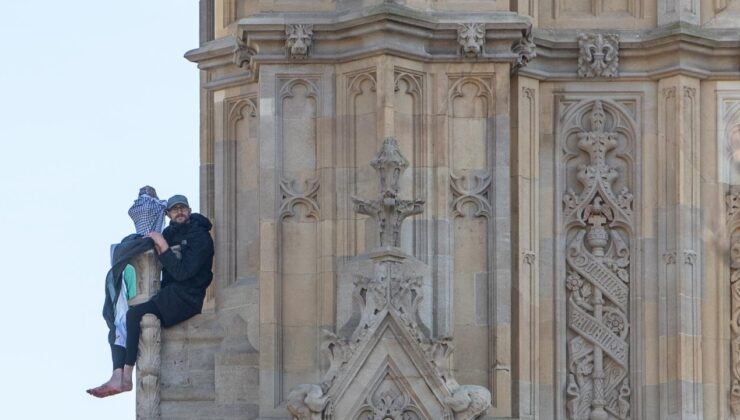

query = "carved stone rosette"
577;34;619;78
563;101;632;419
728;188;740;415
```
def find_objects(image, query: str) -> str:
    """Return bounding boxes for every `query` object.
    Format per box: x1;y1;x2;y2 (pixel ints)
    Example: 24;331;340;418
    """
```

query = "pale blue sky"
0;1;200;418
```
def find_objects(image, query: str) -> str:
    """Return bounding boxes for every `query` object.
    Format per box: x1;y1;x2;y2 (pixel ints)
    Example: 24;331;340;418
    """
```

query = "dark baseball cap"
166;194;190;210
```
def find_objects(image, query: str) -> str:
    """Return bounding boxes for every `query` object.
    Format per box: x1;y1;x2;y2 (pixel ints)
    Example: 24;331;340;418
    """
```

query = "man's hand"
147;232;169;255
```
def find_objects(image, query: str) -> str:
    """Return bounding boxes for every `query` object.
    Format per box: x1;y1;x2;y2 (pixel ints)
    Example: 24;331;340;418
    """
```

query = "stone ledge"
185;5;531;85
522;23;740;81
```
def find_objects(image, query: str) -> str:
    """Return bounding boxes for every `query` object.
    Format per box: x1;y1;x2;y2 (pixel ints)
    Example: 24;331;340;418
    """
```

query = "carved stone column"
657;75;702;418
130;250;162;420
136;314;161;420
511;76;540;419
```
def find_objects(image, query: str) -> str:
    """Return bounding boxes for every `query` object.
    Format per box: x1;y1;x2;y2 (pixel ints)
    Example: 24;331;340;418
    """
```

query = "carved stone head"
457;23;485;58
286;24;314;59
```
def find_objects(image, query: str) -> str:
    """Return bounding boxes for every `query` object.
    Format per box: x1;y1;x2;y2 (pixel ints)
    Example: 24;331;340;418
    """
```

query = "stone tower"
155;0;740;418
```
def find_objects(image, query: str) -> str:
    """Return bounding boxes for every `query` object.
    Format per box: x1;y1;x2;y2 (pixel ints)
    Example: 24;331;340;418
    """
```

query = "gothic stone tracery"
563;101;632;420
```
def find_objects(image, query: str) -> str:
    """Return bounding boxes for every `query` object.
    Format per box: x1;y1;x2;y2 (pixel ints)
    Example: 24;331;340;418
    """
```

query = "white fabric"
113;280;129;347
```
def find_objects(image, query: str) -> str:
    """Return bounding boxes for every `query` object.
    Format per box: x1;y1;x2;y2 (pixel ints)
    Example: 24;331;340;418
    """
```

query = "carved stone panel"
394;68;428;261
560;100;635;420
448;75;494;392
720;94;740;185
342;70;378;259
224;97;259;286
552;0;640;19
278;77;321;399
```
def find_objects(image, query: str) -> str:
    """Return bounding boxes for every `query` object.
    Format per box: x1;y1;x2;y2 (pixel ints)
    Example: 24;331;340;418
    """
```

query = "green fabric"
123;264;137;300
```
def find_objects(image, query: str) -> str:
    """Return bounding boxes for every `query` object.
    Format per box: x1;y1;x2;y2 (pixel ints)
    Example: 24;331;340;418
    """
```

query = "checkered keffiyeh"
128;193;167;235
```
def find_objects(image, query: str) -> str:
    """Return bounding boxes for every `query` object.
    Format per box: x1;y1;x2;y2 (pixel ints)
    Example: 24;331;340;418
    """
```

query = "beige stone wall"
167;0;740;418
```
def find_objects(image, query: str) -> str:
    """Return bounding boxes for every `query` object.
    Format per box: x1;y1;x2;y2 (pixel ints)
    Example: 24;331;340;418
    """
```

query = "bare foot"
87;369;127;398
120;365;134;392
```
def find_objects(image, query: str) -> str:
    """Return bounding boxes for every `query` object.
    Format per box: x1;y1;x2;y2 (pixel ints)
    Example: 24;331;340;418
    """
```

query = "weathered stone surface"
151;1;740;419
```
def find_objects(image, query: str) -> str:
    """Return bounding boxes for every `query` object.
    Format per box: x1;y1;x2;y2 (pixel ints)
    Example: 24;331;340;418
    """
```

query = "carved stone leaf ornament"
457;23;485;58
577;34;619;78
563;100;632;419
286;138;491;420
286;24;314;59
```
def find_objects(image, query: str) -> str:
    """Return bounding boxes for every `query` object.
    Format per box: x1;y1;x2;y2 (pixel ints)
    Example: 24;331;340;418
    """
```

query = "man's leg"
87;301;162;398
120;300;163;392
86;345;127;397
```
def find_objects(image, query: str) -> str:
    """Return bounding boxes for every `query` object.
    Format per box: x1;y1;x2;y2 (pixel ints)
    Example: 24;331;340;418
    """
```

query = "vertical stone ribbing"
277;77;321;399
447;73;495;398
511;76;540;419
657;75;703;419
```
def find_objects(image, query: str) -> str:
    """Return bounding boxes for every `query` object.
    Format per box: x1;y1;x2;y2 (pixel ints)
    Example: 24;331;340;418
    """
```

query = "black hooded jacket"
151;213;214;327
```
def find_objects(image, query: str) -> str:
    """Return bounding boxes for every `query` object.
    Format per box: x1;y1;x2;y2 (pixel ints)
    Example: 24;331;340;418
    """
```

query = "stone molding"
520;25;740;81
185;7;530;85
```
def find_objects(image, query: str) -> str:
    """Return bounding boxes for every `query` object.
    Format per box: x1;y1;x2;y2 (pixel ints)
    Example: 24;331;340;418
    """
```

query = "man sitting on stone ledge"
87;194;214;398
